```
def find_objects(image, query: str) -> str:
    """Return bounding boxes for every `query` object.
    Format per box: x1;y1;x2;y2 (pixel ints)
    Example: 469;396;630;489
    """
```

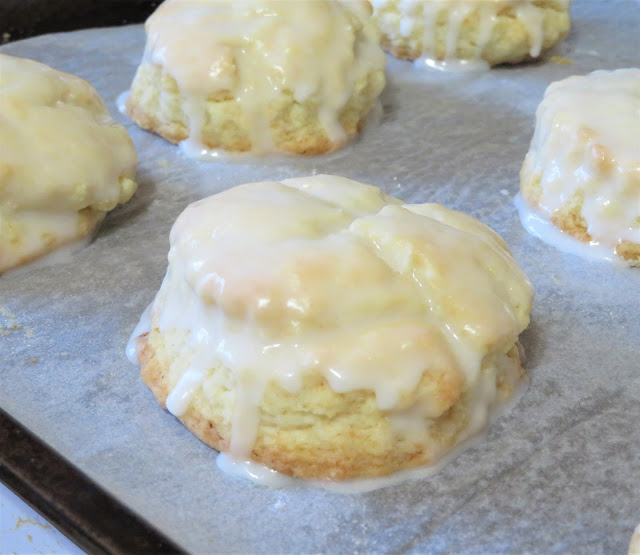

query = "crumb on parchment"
550;55;572;64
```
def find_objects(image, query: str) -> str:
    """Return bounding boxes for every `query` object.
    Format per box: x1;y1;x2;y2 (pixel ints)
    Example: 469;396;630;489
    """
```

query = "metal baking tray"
1;2;638;551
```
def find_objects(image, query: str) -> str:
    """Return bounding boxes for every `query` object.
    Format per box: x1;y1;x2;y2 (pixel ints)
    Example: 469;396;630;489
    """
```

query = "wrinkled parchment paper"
2;3;639;551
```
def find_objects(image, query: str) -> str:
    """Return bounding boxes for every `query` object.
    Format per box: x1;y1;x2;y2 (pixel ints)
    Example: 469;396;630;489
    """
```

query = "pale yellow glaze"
138;175;533;457
0;54;137;272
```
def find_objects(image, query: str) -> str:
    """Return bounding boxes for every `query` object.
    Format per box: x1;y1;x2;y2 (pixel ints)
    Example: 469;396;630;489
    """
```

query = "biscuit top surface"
0;54;137;212
153;175;533;455
142;0;385;151
525;68;640;245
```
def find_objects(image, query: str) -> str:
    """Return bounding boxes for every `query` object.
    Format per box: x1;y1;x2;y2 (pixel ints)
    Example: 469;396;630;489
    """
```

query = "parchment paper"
1;2;639;552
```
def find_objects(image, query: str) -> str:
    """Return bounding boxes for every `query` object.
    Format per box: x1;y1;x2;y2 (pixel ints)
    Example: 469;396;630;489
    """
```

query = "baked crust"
372;0;571;66
520;169;640;267
138;330;524;480
126;63;384;155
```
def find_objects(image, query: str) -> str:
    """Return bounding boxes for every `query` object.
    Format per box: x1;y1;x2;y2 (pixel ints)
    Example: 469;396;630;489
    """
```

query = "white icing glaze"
176;133;352;166
520;68;640;258
174;100;382;164
0;54;137;273
630;524;640;555
116;91;129;115
129;175;533;467
515;193;626;266
415;56;489;72
514;3;545;58
166;368;206;416
216;453;297;489
137;0;385;155
216;369;529;492
126;301;153;364
374;0;569;70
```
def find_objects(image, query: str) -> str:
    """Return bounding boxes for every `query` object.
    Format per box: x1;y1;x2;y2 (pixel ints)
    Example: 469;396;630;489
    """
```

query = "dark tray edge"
0;407;185;555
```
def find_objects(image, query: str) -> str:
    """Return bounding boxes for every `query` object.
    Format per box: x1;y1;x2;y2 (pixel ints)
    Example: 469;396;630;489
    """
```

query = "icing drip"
126;301;153;364
515;193;626;266
166;368;206;416
215;364;528;492
520;69;640;260
128;176;533;463
374;0;571;70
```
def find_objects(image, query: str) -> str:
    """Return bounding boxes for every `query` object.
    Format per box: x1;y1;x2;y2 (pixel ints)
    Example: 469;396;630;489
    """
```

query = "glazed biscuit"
126;0;386;155
0;54;137;273
130;175;534;480
371;0;571;67
520;69;640;266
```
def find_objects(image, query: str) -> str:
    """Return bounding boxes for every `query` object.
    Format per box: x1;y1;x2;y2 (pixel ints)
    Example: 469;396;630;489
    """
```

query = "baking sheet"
1;2;639;552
